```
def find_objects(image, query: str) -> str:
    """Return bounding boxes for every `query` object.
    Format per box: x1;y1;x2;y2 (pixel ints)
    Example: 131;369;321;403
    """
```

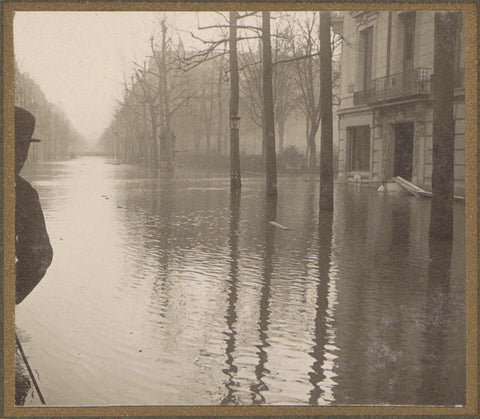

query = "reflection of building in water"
329;189;465;405
336;12;465;196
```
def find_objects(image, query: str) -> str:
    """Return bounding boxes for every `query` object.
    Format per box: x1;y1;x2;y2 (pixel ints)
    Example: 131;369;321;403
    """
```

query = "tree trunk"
141;95;151;169
194;134;200;154
308;122;318;172
149;106;159;170
277;116;286;154
217;66;223;155
206;78;214;154
229;12;241;190
429;12;456;240
305;117;310;163
319;11;334;211
262;12;277;196
161;21;174;171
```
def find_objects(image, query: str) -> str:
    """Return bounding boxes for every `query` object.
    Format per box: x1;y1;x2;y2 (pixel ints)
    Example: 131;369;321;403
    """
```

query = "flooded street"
16;156;465;406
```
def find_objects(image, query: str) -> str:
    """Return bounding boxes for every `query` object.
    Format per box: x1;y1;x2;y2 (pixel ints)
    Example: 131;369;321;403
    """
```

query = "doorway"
393;122;414;181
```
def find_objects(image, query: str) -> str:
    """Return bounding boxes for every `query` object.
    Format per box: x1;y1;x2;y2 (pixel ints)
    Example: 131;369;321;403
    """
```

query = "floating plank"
269;221;289;230
391;176;465;201
391;176;423;197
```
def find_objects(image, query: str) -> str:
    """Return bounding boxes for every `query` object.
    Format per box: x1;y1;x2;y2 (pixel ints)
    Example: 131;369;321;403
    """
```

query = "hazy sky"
14;11;220;144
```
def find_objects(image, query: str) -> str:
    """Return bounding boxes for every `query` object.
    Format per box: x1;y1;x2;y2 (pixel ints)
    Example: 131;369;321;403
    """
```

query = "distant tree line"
15;62;88;165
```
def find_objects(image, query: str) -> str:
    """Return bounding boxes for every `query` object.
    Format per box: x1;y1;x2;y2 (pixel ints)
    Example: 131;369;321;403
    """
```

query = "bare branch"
237;11;259;20
181;50;230;72
197;23;261;32
213;11;229;24
273;51;320;67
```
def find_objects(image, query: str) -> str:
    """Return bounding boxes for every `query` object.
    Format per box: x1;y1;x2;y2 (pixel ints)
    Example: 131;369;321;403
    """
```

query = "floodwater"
16;156;465;406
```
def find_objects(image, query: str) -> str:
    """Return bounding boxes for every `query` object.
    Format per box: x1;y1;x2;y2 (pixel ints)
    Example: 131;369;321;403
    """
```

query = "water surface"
16;156;465;406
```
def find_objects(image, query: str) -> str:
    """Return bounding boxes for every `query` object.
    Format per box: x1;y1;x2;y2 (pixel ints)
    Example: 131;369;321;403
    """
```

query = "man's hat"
15;106;41;143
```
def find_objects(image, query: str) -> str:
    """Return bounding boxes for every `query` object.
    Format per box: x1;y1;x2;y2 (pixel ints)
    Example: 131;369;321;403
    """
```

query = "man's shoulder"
16;176;39;199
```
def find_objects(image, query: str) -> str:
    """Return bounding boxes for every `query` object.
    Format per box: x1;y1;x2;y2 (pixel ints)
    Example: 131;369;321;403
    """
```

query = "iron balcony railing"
353;67;432;105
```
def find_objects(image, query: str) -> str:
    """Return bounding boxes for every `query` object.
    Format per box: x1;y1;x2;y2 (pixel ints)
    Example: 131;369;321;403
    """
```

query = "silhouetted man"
15;106;53;304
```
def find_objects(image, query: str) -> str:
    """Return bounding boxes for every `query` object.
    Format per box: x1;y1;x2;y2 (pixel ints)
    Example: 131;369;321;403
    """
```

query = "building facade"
336;11;465;195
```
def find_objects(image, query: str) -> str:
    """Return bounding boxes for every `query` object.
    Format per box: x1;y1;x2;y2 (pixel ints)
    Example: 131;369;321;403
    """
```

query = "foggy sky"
13;11;218;144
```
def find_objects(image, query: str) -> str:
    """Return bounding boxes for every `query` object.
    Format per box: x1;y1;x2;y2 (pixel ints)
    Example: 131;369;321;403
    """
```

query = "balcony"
353;67;432;106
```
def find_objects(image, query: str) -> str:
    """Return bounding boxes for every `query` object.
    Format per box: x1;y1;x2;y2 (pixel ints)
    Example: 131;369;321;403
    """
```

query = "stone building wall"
336;11;465;196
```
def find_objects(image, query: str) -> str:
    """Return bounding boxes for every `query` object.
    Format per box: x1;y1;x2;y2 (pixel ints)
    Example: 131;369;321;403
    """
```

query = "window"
400;12;416;73
347;126;370;172
454;12;464;70
359;26;373;90
454;13;465;88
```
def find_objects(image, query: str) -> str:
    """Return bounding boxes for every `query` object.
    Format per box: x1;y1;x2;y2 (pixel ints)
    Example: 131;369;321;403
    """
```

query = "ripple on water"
15;157;466;406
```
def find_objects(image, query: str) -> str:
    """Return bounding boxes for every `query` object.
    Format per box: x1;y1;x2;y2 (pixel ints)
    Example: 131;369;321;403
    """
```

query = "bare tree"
319;11;334;211
239;21;298;156
123;59;161;169
153;20;192;170
215;53;228;154
15;63;85;162
272;22;298;154
262;12;277;196
288;14;321;171
180;12;259;189
230;11;242;190
284;13;340;172
429;12;457;240
199;70;215;153
239;38;263;137
118;19;191;171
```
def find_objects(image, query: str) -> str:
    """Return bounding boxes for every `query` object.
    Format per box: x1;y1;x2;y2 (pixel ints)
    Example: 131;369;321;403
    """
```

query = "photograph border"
2;1;478;416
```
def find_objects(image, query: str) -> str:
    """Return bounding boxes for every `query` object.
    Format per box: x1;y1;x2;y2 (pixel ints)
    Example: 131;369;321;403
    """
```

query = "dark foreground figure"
14;106;53;404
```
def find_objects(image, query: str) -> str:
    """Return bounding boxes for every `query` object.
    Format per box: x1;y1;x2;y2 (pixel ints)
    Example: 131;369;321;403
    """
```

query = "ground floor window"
347;125;370;171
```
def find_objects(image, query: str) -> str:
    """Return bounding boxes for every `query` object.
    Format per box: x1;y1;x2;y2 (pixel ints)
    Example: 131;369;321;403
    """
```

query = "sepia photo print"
3;2;477;416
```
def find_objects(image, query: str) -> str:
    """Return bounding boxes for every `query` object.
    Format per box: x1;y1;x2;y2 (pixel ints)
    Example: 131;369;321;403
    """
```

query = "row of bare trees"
14;63;87;164
99;11;338;205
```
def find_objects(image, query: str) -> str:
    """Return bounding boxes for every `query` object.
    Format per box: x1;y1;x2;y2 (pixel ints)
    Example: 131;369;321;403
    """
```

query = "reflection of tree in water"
420;238;462;405
250;194;277;404
300;180;319;288
308;210;333;404
146;177;176;314
221;190;241;405
333;193;415;403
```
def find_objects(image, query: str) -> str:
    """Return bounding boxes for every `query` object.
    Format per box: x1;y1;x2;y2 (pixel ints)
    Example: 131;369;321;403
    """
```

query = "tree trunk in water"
308;126;317;172
277;116;286;154
305;117;310;164
194;135;200;154
262;12;277;196
429;12;456;240
229;12;241;191
161;21;174;171
206;79;214;154
217;66;223;155
319;11;334;211
201;86;209;153
149;106;159;170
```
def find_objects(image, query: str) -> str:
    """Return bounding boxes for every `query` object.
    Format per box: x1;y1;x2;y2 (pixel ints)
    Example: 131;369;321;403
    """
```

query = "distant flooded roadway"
16;156;465;406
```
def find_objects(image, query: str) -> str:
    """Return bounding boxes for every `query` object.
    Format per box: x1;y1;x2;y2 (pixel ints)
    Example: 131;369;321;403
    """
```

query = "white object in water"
269;221;289;230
